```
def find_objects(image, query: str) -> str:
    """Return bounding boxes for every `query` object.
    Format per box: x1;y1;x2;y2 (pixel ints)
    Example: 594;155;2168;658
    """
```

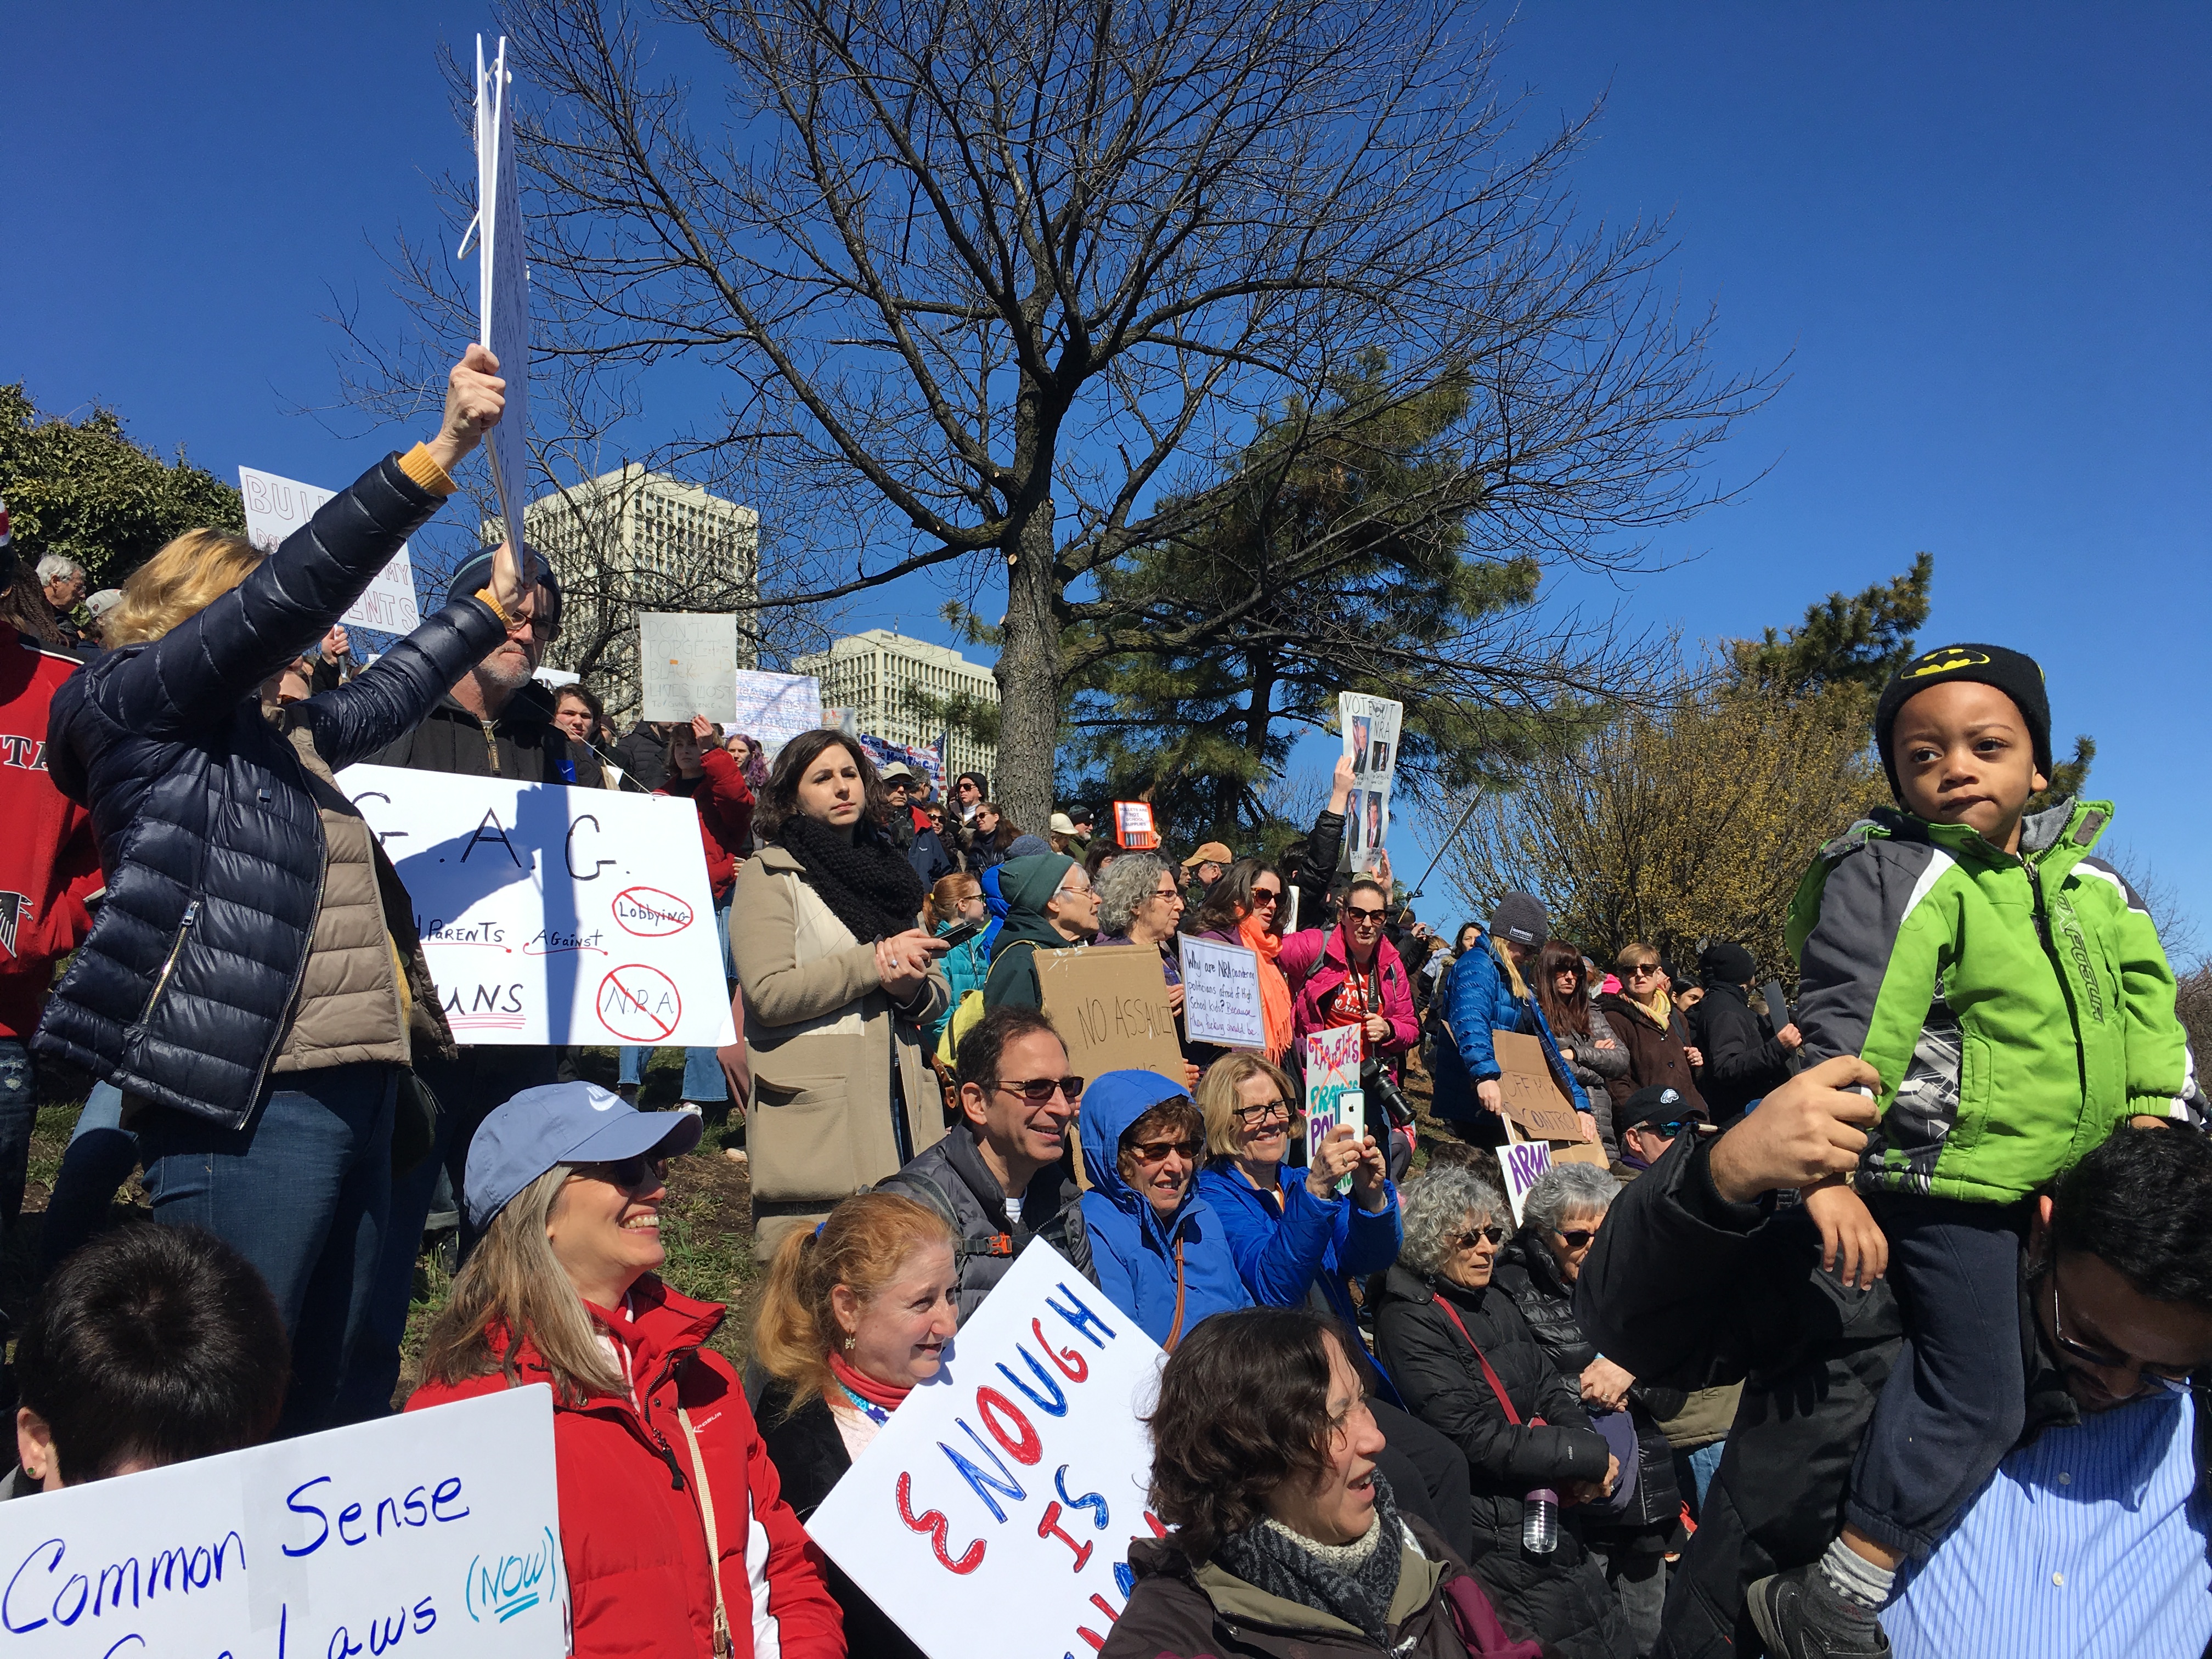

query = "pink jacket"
1278;926;1420;1070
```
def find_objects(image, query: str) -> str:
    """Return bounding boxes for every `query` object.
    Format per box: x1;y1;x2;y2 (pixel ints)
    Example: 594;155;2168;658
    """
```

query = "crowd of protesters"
2;342;2209;1659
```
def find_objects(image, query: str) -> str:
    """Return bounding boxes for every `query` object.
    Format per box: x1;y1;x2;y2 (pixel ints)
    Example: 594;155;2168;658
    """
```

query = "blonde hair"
418;1165;628;1404
104;529;263;647
1614;941;1661;974
753;1193;955;1418
1196;1052;1297;1158
1490;933;1531;1000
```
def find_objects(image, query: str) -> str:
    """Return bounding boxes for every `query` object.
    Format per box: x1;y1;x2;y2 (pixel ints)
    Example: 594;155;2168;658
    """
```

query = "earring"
842;1334;856;1353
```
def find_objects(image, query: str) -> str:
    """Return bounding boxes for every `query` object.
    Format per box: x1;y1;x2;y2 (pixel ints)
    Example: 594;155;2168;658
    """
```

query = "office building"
794;629;999;786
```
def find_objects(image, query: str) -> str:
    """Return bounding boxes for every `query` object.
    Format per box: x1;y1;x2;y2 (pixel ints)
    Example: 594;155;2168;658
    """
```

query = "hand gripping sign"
808;1244;1167;1659
337;764;733;1046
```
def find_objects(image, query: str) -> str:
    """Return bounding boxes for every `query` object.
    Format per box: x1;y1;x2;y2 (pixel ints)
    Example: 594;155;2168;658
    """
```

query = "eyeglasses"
1344;905;1386;924
1229;1098;1293;1126
1126;1137;1204;1164
2047;1262;2198;1391
1053;882;1095;901
574;1154;669;1193
1149;886;1184;905
994;1075;1085;1103
1451;1226;1507;1250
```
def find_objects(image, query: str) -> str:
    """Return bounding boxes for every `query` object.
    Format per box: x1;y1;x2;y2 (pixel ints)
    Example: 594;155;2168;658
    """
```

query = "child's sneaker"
1746;1564;1890;1657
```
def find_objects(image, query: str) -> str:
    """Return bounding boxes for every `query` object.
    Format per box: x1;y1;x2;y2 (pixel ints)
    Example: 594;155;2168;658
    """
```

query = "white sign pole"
1176;934;1266;1049
475;35;530;547
808;1245;1165;1659
239;466;424;635
336;764;734;1047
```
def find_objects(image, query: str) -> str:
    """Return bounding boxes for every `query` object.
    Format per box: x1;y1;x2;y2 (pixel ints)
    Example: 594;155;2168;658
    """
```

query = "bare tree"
356;0;1770;828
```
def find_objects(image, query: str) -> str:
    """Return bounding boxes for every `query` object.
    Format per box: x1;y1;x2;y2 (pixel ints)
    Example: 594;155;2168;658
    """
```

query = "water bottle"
1522;1488;1559;1554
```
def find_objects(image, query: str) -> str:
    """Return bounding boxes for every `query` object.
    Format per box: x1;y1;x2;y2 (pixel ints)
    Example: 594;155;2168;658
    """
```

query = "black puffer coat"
1494;1234;1684;1542
1374;1265;1631;1659
34;453;501;1126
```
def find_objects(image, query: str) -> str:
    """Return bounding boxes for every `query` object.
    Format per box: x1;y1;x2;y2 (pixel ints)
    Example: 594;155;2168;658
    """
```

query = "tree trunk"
994;498;1063;838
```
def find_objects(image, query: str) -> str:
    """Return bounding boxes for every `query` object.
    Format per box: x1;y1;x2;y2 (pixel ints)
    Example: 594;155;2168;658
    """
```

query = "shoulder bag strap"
675;1405;736;1659
1164;1236;1190;1353
1431;1294;1543;1428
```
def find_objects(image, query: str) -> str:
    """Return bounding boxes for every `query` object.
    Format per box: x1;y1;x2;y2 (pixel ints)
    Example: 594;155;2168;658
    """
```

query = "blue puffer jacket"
1197;1160;1400;1331
1078;1071;1251;1347
34;452;503;1127
1429;933;1592;1123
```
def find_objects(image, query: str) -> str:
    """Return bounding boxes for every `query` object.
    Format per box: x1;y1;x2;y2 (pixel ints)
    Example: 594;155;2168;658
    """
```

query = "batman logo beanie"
1874;642;2052;798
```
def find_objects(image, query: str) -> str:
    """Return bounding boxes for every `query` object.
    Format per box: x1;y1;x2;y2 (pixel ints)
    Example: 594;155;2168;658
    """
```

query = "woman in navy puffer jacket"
33;346;526;1434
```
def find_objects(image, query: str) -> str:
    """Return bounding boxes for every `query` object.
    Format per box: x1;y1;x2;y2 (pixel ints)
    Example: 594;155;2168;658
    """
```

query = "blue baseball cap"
464;1083;702;1233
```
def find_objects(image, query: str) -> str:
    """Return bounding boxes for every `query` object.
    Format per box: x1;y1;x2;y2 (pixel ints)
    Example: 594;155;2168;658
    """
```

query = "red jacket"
406;1278;843;1659
661;746;756;901
1278;925;1420;1072
0;623;101;1040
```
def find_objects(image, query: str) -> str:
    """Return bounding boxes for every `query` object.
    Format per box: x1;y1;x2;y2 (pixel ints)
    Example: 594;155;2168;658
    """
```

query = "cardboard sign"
1177;934;1265;1049
638;612;738;723
472;35;530;545
1496;1138;1554;1225
1034;946;1184;1087
239;466;422;635
730;670;822;758
0;1385;566;1659
1112;802;1158;850
1491;1030;1584;1139
809;1244;1165;1659
337;764;733;1047
1338;693;1403;874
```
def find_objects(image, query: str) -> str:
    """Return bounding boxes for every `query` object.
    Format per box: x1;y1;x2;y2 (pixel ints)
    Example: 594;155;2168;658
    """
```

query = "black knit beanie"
1699;941;1757;985
1873;643;2051;799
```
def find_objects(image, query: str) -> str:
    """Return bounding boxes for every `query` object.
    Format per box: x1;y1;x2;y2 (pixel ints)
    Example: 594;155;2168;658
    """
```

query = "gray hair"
1400;1164;1508;1276
1096;851;1172;937
1522;1162;1620;1238
36;555;84;585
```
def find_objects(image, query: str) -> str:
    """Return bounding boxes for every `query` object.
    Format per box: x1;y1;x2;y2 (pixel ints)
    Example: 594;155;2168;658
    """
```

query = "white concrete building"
793;629;999;786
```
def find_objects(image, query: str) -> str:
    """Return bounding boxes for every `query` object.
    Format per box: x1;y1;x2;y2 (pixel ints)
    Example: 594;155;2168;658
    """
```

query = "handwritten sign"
809;1244;1164;1659
637;612;738;723
239;467;422;635
730;670;822;758
1035;947;1184;1087
1303;1025;1364;1189
1491;1030;1584;1139
1338;693;1403;874
472;35;530;545
1496;1139;1554;1226
0;1384;565;1659
336;764;733;1047
1178;935;1264;1049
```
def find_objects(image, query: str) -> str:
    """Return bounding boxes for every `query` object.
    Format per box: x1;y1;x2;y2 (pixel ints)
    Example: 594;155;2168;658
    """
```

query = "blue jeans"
136;1062;395;1438
40;1080;139;1276
617;897;731;1103
0;1040;37;1239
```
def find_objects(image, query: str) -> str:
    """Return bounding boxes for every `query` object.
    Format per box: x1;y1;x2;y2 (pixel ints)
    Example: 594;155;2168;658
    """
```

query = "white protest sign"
1497;1137;1554;1226
336;763;735;1047
1178;934;1265;1049
239;467;423;635
730;670;822;758
0;1385;566;1659
638;612;738;724
810;1245;1165;1659
470;35;530;544
1338;692;1404;874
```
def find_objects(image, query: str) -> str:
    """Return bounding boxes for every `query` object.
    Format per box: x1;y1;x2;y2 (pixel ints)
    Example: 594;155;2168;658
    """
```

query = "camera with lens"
1361;1058;1414;1130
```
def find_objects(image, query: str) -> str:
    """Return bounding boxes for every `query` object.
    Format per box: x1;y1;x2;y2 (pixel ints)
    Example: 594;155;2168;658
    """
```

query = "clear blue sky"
7;4;2206;947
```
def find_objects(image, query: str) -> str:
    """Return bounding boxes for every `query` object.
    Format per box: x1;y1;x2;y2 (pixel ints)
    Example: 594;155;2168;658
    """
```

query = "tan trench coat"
729;844;948;1257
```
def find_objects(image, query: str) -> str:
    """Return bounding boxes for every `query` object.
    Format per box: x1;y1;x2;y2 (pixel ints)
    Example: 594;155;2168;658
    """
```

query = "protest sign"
470;36;530;545
1490;1030;1585;1140
239;466;422;635
336;764;733;1047
1035;947;1183;1087
1178;934;1264;1049
1112;801;1158;850
730;670;822;758
809;1243;1164;1659
0;1384;565;1659
1304;1024;1363;1126
857;732;946;797
637;612;738;723
1337;693;1403;873
1496;1138;1554;1225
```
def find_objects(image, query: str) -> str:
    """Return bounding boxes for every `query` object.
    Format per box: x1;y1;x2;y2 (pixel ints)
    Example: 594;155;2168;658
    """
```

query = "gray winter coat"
876;1124;1094;1320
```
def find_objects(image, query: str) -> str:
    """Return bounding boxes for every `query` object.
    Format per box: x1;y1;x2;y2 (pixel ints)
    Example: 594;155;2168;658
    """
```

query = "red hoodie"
0;622;101;1040
659;744;755;901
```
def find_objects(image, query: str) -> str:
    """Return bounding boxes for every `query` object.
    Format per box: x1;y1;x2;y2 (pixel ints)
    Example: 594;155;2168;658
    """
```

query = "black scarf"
776;814;927;943
1214;1473;1404;1644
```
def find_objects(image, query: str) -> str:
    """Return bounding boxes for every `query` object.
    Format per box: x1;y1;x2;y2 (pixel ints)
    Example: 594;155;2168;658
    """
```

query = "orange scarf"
1240;915;1295;1062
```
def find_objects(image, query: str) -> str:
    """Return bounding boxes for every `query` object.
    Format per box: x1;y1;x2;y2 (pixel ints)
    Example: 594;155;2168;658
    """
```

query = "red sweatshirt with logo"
0;622;103;1041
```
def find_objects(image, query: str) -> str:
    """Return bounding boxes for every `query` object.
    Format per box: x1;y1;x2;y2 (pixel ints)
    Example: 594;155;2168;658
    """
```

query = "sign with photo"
1337;693;1403;873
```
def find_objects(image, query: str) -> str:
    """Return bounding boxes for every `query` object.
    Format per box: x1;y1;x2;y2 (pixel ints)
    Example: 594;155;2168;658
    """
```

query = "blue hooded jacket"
976;863;1011;960
1078;1070;1251;1347
1197;1160;1401;1331
1429;932;1592;1122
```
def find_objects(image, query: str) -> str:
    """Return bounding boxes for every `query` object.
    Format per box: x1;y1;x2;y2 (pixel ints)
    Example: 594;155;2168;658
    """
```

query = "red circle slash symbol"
613;887;695;938
597;964;682;1042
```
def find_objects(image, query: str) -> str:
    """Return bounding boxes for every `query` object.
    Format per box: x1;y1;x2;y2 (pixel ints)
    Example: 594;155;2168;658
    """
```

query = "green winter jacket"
1786;798;2194;1204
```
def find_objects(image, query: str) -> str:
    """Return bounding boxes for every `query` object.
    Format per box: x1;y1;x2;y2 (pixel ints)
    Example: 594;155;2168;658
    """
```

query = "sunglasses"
1344;906;1386;923
1127;1137;1204;1164
1230;1098;1294;1126
1250;889;1283;907
1625;964;1664;980
575;1154;669;1193
2047;1263;2198;1391
1555;1229;1598;1250
1452;1226;1508;1250
996;1075;1085;1103
1634;1120;1696;1140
